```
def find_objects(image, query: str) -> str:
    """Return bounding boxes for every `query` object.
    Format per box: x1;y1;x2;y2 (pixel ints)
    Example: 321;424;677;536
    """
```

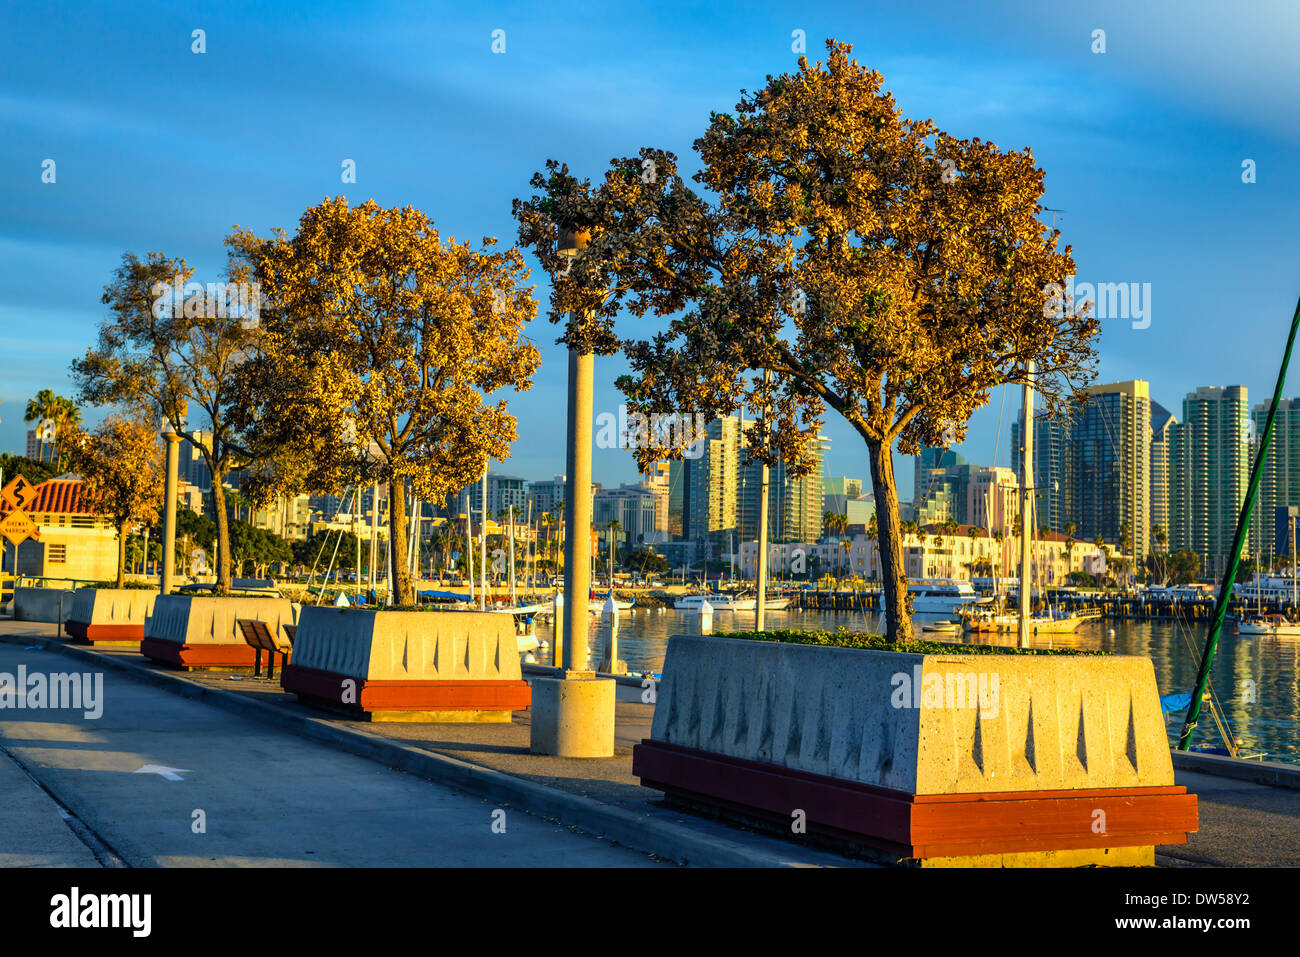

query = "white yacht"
884;578;989;616
673;593;792;611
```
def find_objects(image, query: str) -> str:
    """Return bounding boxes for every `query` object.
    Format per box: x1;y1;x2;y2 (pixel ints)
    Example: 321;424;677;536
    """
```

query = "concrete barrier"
280;606;530;721
632;635;1198;866
141;595;299;669
13;586;77;624
66;588;158;645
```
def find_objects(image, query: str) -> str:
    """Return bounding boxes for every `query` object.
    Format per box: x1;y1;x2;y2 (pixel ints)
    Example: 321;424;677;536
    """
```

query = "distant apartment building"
1150;402;1177;548
1250;398;1300;563
912;461;1018;533
738;430;826;544
739;525;1095;585
455;473;530;519
25;428;58;463
914;446;965;509
528;475;567;518
593;486;659;548
823;476;864;514
1170;385;1249;580
664;415;826;557
1014;379;1152;560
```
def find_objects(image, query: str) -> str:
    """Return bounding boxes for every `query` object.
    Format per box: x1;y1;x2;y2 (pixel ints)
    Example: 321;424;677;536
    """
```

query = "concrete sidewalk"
0;620;856;867
4;618;1297;866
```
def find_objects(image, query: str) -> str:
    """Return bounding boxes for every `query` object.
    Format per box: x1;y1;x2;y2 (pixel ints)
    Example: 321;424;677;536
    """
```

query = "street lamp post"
159;405;185;595
530;225;614;757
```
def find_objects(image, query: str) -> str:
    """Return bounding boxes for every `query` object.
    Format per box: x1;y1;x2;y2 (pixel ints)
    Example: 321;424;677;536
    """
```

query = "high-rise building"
823;476;864;515
685;416;741;547
739;431;827;543
528;475;567;518
1150;402;1177;549
1014;380;1152;559
914;446;965;509
593;486;659;548
1170;385;1249;580
455;473;530;518
1251;398;1300;563
1075;381;1152;559
1013;411;1070;535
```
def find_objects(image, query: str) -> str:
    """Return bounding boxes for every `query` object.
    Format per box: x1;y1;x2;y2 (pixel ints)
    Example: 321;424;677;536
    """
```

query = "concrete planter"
66;588;158;645
280;606;530;722
141;595;299;669
632;635;1198;866
13;586;78;624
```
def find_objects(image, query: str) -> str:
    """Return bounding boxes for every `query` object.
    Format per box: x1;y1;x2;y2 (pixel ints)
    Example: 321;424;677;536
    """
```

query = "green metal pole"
1179;290;1300;750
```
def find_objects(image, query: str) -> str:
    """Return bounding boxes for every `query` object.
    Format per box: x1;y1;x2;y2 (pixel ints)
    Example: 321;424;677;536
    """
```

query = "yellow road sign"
0;510;39;547
1;475;38;511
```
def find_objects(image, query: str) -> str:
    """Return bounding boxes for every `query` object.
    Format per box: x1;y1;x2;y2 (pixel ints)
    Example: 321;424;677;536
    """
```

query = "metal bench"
236;618;293;680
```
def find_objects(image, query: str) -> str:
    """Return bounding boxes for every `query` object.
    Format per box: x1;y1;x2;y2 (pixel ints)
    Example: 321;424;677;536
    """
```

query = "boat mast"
479;468;487;610
1018;361;1035;650
1180;291;1300;749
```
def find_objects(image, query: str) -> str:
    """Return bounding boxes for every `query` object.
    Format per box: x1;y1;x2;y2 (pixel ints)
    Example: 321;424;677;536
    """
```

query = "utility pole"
1018;361;1035;650
479;468;488;609
756;369;772;631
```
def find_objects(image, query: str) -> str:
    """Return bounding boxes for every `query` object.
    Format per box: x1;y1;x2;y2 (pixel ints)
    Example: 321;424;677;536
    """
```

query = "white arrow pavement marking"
133;765;191;781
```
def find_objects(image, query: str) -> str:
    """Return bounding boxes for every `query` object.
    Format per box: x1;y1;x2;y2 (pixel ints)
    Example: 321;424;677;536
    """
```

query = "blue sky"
3;0;1299;497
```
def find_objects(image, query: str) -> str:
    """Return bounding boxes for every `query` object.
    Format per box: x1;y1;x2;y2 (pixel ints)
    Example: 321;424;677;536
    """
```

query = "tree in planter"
72;250;261;592
228;198;541;607
63;416;163;587
514;40;1097;642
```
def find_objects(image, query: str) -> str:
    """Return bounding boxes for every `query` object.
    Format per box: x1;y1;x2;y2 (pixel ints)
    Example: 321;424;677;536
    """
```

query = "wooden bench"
236;618;294;680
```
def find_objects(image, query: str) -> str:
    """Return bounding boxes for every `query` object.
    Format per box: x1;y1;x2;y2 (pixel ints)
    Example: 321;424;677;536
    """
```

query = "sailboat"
1176;287;1300;759
1237;528;1300;635
961;366;1090;638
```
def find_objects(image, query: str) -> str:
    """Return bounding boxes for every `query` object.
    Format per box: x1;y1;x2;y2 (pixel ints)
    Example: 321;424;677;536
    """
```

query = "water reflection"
539;607;1300;764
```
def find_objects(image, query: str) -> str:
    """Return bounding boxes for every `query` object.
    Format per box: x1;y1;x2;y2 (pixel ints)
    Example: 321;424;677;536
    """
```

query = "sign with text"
0;509;40;547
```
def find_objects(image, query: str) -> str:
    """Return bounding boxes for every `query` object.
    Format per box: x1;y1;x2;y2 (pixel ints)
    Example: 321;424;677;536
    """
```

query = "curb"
1171;748;1300;790
0;633;819;868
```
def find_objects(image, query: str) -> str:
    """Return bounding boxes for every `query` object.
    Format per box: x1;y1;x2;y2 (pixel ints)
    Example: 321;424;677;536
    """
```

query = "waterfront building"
593;485;659;548
1014;379;1152;560
455;473;530;519
0;477;119;581
738;524;1097;585
1251;398;1300;564
528;475;567;518
1170;385;1250;580
738;430;827;543
1150;402;1177;546
823;476;864;516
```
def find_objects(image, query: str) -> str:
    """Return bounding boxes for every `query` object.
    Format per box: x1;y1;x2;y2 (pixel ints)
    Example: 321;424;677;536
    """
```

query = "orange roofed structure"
0;477;120;583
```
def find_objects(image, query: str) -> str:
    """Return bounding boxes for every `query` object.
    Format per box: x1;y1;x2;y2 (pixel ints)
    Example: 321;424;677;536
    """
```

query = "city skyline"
4;1;1300;495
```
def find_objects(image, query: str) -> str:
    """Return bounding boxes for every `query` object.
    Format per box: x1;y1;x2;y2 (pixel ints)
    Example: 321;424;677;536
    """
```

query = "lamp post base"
529;672;615;757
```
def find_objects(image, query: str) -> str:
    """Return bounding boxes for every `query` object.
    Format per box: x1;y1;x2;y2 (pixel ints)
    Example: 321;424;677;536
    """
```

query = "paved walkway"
3;618;1298;866
0;637;663;867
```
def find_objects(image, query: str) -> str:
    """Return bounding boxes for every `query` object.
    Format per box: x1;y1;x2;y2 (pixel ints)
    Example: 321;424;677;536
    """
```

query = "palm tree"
51;396;81;470
24;389;58;463
605;519;622;579
539;511;554;573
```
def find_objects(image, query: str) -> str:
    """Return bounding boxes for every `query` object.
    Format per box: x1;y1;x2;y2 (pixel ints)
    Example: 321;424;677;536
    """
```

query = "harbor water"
538;607;1300;765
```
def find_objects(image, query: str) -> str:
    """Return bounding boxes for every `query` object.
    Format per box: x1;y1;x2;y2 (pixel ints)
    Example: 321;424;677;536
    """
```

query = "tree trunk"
390;477;412;606
116;523;127;588
867;437;913;643
210;474;232;592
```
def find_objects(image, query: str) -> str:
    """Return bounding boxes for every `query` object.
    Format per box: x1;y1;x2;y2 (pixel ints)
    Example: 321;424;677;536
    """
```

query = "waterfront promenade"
2;617;1297;868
